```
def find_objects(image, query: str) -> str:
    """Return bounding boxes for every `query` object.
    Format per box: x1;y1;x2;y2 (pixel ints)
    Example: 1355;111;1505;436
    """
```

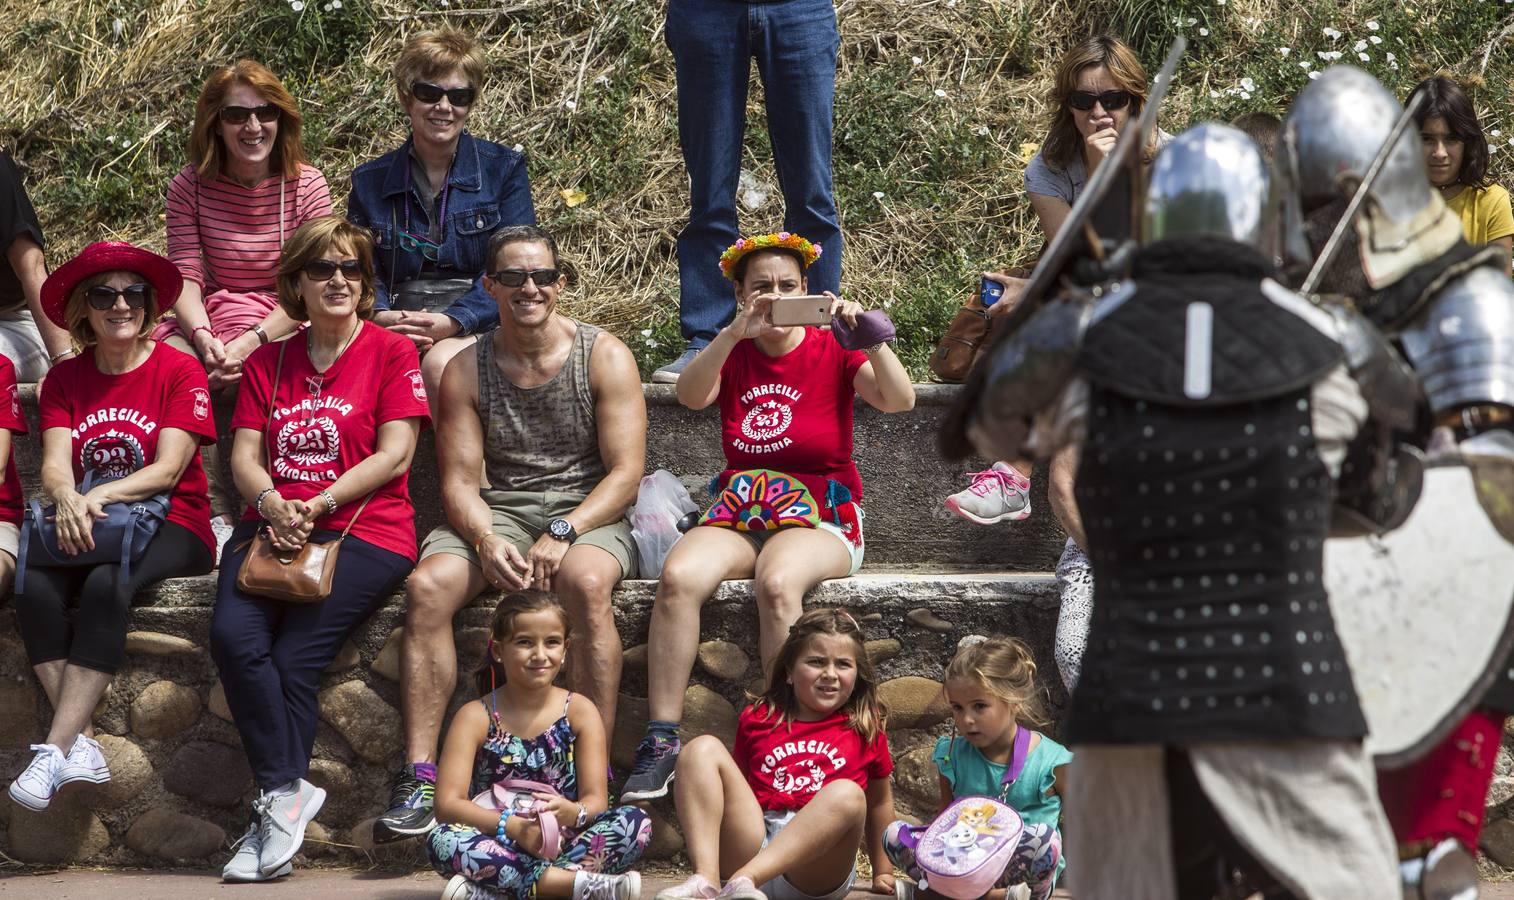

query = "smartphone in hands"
768;295;833;327
980;276;1005;307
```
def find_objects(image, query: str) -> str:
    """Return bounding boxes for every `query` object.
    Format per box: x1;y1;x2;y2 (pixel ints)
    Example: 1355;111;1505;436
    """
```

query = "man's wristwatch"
547;518;577;543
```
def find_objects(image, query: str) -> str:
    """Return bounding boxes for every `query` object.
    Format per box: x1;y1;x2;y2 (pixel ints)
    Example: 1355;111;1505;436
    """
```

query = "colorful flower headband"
718;232;822;280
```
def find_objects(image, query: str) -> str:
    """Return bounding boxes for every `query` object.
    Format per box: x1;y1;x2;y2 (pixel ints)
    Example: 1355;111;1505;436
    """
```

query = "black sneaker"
372;763;436;843
620;733;680;802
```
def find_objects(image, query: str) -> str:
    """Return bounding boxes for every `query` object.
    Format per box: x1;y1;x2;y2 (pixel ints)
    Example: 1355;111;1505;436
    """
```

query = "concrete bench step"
11;383;1068;570
0;568;1065;869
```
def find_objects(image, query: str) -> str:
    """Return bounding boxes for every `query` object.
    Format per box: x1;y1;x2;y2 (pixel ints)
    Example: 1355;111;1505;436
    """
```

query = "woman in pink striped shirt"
156;60;332;388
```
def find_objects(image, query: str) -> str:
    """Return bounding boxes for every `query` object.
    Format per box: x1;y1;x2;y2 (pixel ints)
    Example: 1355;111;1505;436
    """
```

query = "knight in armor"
1280;65;1514;899
960;123;1410;898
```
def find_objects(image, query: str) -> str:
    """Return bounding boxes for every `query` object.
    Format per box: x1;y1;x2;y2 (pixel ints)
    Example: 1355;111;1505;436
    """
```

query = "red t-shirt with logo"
231;321;430;560
0;355;27;526
39;342;217;549
733;704;893;812
717;327;869;503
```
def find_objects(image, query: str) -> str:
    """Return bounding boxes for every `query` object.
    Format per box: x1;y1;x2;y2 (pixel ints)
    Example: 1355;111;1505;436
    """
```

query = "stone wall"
0;575;1064;869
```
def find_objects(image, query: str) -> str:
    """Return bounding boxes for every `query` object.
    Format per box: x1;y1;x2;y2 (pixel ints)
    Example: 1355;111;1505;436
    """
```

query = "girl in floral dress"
428;589;651;900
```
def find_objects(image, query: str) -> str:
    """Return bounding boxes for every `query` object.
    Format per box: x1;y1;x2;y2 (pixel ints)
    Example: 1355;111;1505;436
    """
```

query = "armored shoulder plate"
1397;264;1514;416
966;287;1098;461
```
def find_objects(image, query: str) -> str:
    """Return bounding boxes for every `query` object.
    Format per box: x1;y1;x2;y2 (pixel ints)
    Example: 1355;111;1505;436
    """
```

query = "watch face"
550;518;571;539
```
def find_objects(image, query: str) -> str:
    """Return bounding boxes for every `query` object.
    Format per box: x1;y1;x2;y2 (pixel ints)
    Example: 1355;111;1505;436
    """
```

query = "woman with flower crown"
620;232;915;805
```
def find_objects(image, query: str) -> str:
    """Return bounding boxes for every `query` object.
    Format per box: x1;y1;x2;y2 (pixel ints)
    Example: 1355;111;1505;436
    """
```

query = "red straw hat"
40;242;183;331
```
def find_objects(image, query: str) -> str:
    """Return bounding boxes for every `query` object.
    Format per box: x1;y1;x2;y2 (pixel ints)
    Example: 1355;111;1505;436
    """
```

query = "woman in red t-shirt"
8;243;216;813
623;233;914;803
208;216;429;883
662;609;896;900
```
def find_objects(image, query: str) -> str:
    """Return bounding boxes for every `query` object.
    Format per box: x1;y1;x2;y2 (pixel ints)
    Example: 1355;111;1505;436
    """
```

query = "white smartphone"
768;295;833;327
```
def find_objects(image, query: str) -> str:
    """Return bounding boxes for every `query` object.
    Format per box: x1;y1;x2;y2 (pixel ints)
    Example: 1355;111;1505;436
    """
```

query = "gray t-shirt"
1024;130;1174;204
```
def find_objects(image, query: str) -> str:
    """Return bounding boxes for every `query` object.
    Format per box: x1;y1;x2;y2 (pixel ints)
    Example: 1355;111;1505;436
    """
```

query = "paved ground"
0;868;1510;899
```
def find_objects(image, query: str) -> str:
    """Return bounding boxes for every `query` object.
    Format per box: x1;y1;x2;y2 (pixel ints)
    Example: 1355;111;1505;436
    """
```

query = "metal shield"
1325;465;1514;768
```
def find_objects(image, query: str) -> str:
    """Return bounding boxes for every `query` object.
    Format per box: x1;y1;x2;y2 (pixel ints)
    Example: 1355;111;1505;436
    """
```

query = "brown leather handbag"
233;340;375;603
235;496;373;603
928;265;1036;384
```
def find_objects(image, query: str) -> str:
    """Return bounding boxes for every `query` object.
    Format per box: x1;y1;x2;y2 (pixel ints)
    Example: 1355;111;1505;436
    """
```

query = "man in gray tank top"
373;225;647;844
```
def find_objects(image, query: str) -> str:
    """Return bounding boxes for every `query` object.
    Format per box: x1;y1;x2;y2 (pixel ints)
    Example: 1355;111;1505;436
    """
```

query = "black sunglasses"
218;104;282;125
85;283;152;311
302;258;363;281
1067;90;1133;111
489;268;560;287
411;82;477;107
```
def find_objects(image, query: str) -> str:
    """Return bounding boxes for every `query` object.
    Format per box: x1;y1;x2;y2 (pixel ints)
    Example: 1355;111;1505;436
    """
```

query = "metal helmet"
1143;123;1271;250
1278;65;1462;287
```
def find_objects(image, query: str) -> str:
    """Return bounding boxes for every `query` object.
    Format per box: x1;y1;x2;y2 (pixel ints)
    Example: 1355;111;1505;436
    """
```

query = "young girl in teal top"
885;637;1070;900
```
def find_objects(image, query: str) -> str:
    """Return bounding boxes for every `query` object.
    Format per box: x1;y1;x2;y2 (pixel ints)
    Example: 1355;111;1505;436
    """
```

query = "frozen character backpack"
908;726;1032;899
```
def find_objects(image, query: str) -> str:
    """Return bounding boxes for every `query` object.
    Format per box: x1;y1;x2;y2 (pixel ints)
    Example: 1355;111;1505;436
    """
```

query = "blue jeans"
666;0;842;347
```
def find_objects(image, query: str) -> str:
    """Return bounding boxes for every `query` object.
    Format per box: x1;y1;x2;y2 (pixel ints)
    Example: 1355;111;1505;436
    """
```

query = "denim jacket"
346;132;536;335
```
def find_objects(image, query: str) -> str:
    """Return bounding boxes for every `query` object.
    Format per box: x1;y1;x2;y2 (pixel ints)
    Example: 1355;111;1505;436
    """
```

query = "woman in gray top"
1024;34;1162;241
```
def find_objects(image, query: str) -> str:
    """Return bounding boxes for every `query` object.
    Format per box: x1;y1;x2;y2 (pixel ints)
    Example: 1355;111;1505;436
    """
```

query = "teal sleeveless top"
933;731;1073;875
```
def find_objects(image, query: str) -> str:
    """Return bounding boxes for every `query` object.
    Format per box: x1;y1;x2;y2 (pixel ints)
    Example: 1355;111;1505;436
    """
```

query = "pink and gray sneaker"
944;462;1032;525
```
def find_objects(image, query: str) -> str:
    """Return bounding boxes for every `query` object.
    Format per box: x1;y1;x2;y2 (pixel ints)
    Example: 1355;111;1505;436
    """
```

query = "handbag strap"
998;725;1034;796
15;501;39;595
261;339;380;537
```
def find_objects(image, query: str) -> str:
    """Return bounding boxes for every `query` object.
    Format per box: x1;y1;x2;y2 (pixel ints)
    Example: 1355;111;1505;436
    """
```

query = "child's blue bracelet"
496;809;512;842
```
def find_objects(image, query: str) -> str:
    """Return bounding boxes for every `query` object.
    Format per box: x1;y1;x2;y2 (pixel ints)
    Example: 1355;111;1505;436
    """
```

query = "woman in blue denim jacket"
347;28;536;400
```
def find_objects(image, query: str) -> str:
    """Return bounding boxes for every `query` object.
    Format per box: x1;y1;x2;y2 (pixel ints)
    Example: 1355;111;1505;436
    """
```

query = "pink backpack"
913;726;1031;899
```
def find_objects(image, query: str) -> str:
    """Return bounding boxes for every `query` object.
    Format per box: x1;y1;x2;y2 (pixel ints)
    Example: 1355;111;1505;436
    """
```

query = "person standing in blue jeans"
651;0;843;384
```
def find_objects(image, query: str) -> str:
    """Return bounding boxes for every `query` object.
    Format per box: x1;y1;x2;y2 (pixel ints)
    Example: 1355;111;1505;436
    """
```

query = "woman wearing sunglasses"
208;216;429;882
158;60;333;388
347;28;536;408
1024;34;1166;242
7;243;215;812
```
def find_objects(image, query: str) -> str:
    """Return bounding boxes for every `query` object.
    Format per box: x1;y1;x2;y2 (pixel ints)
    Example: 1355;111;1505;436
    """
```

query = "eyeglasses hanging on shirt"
400;153;454;263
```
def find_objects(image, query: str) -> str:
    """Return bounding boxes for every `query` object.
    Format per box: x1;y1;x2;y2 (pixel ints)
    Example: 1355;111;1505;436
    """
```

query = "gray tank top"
476;321;607;494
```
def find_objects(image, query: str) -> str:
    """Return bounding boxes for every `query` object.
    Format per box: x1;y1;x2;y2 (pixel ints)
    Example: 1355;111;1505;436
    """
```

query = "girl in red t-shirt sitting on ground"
658;608;896;900
624;233;914;803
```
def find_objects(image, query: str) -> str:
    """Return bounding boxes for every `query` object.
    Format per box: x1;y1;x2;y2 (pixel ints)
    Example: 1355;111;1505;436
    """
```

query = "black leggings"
12;522;213;674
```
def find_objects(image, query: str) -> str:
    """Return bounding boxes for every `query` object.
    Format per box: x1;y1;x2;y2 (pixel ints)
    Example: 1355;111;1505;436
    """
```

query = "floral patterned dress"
428;692;652;896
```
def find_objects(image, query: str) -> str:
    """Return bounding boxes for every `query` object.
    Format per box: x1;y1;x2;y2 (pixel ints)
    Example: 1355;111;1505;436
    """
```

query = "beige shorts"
736;508;866;577
420;489;638;579
0;521;18;559
759;809;857;900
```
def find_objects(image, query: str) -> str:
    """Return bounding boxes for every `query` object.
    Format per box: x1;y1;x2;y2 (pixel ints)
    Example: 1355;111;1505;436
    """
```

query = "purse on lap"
233;341;375;604
910;726;1033;899
15;457;172;595
699;468;822;532
471;778;568;859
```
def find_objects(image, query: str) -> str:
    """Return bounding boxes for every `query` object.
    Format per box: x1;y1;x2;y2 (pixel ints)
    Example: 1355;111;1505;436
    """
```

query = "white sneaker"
56;734;111;788
655;875;718;900
254;779;326;876
944;462;1032;524
575;871;641;900
222;821;293;882
442;874;501;899
8;743;66;810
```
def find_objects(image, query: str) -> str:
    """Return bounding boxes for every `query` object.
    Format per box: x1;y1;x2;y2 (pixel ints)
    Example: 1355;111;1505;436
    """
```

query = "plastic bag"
630;470;698;578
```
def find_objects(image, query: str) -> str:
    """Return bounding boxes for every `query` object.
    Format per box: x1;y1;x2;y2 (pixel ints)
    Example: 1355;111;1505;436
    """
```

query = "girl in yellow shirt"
1409;76;1513;273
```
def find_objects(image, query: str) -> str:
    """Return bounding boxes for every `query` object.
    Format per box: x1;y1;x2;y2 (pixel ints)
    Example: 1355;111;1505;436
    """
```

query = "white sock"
572;870;592;900
266;779;300;798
